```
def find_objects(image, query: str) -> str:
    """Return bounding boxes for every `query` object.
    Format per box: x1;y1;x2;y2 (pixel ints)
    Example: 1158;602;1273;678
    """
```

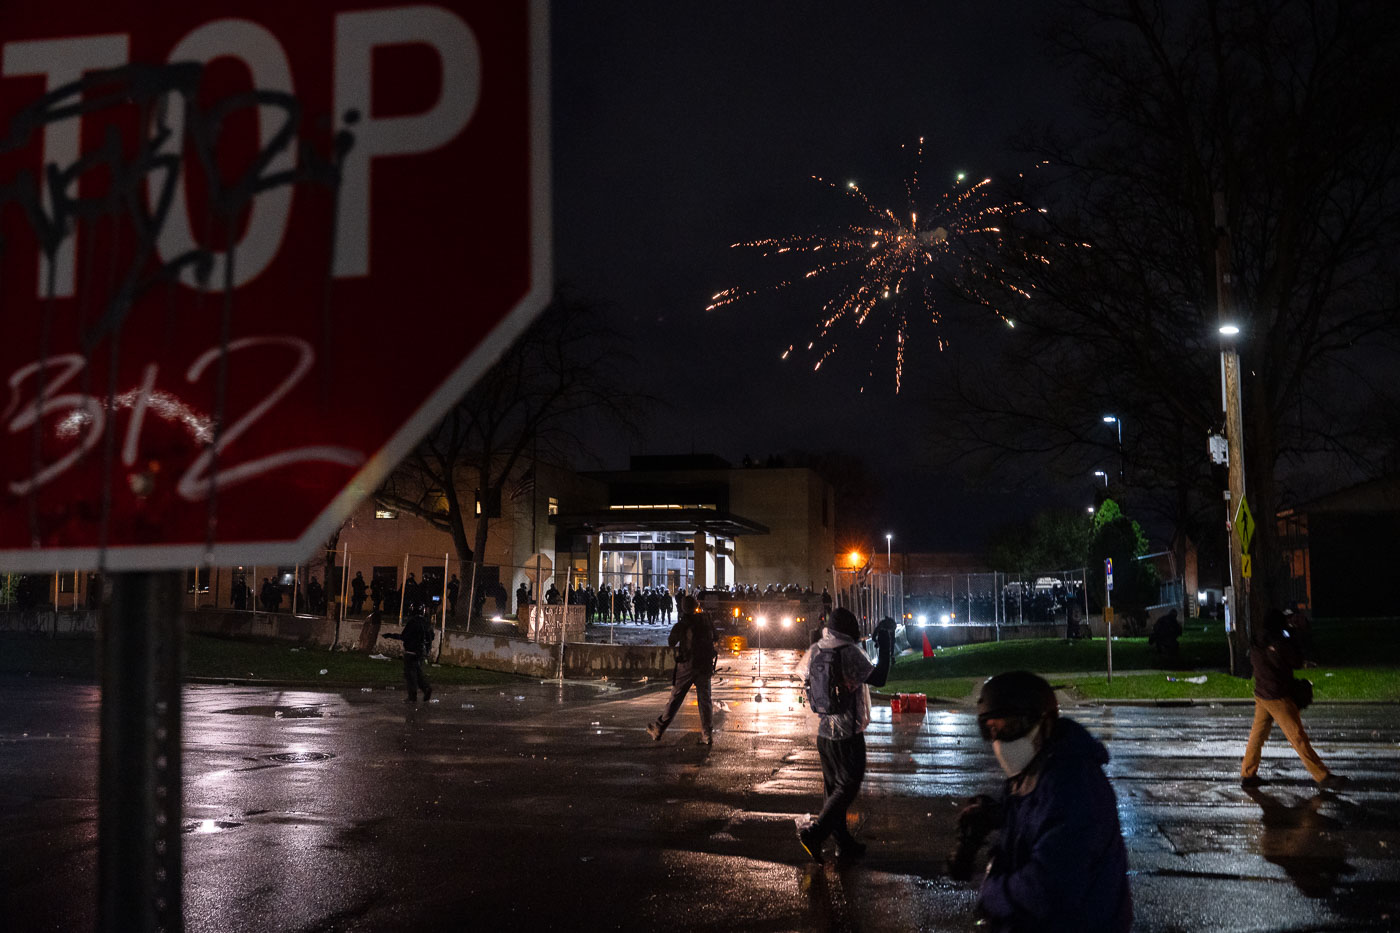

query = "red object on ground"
922;630;935;658
0;1;551;571
890;693;927;714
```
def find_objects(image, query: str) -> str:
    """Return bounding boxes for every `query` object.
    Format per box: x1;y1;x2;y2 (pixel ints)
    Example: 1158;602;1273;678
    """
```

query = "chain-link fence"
830;568;1092;636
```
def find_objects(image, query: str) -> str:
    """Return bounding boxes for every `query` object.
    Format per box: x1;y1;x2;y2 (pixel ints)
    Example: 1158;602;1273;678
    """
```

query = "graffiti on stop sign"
0;3;549;568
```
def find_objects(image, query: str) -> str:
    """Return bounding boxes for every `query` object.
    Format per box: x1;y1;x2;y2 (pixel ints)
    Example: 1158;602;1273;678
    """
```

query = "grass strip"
1;633;526;687
885;618;1400;702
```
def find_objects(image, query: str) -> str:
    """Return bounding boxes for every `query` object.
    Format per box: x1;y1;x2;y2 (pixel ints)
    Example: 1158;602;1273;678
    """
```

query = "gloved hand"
957;794;1003;836
947;794;1003;881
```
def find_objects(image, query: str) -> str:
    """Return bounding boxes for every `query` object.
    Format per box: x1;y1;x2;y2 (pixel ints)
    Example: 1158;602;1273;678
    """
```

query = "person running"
1240;608;1348;790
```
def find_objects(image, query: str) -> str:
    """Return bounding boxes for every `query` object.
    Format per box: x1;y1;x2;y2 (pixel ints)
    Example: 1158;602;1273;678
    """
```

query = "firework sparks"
708;140;1049;391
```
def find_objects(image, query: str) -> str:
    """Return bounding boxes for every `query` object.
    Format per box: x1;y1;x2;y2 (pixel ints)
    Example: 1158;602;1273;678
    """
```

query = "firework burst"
707;139;1050;392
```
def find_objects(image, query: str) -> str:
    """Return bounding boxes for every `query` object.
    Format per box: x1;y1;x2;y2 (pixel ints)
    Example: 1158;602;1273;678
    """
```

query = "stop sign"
0;1;550;571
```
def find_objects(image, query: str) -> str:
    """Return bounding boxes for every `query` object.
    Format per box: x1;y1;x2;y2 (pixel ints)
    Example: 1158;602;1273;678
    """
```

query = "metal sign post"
1104;558;1114;682
98;571;184;933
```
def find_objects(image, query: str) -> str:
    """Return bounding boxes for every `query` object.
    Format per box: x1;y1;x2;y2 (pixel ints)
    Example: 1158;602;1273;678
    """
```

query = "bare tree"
374;291;645;612
932;0;1400;645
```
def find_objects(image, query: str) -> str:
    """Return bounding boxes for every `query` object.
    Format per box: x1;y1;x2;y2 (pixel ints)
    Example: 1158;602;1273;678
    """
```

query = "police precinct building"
316;454;836;610
563;454;836;593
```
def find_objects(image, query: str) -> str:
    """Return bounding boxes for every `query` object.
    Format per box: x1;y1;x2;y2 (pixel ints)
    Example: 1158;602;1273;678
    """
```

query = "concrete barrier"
182;609;673;680
0;610;98;635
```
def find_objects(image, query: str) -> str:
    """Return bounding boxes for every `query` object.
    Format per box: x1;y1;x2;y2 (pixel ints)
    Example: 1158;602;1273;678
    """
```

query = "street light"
1102;415;1123;482
885;533;893;569
1093;470;1108;487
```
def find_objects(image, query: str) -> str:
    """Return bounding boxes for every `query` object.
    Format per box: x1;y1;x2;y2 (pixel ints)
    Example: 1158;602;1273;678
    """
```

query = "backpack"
806;645;855;715
671;618;694;664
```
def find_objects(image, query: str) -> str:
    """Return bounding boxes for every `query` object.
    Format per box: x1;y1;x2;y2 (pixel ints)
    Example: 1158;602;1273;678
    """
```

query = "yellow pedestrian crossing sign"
1235;495;1256;553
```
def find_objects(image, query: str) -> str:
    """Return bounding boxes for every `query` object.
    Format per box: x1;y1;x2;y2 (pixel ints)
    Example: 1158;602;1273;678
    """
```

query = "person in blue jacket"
953;670;1131;932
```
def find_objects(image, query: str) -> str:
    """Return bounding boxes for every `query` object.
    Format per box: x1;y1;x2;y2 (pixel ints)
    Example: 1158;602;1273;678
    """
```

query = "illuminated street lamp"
1093;470;1108;487
885;533;893;568
1102;415;1123;482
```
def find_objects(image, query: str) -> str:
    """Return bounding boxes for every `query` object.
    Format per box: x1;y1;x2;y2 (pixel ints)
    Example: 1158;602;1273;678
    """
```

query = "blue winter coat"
978;716;1132;933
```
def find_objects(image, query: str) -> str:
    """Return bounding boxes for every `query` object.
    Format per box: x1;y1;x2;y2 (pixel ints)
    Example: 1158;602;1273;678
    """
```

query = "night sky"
550;3;1080;552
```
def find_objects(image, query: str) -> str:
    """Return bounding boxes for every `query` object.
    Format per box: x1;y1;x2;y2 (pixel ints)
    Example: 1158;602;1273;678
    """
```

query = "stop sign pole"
98;572;185;932
0;4;550;929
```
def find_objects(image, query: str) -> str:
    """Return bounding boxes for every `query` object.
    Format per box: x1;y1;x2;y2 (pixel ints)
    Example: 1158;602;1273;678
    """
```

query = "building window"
375;508;397;519
186;567;210;594
548;496;559;516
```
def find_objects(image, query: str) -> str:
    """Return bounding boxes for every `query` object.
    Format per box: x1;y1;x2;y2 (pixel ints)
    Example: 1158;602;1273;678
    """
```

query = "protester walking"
1240;608;1348;790
949;670;1132;932
385;613;434;704
646;596;719;744
794;609;895;863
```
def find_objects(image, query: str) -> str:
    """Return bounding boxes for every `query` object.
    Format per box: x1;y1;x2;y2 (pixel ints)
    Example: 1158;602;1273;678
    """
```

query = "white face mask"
993;733;1039;777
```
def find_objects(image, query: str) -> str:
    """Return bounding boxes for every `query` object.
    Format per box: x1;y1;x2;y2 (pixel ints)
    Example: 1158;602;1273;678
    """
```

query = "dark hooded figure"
1150;609;1181;656
1240;609;1348;790
646;596;719;744
385;614;434;703
350;572;368;615
952;671;1132;933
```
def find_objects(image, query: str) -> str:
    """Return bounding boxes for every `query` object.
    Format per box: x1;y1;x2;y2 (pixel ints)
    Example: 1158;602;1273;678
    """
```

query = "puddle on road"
215;705;326;718
183;819;242;834
265;751;335;763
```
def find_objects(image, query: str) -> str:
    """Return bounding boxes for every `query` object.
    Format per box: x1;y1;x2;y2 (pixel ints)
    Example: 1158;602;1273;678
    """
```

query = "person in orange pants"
1240;609;1347;790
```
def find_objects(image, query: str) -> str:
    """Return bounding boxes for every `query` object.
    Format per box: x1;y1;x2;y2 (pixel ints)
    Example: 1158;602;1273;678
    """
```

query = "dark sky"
550;2;1080;552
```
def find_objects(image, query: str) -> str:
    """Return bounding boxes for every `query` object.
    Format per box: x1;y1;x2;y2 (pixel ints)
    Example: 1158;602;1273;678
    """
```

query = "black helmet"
976;671;1058;740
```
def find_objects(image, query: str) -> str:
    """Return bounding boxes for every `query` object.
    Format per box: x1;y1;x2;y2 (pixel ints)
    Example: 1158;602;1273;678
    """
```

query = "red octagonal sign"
0;1;550;570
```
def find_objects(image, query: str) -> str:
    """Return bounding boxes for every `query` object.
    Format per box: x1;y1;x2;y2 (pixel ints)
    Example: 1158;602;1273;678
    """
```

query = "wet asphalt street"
2;649;1398;932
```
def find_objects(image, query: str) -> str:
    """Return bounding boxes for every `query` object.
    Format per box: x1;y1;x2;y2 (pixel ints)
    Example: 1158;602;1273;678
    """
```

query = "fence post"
440;553;449;650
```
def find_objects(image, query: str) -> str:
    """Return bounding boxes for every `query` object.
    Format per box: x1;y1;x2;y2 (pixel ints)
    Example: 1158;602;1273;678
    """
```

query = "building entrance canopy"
553;508;768;538
554;508;768;592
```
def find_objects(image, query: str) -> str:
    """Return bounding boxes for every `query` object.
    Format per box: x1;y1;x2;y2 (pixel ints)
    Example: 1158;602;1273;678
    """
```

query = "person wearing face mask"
952;671;1132;933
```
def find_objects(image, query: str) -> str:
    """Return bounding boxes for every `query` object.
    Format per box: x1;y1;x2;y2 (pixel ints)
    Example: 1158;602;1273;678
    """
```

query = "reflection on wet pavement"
1;650;1397;932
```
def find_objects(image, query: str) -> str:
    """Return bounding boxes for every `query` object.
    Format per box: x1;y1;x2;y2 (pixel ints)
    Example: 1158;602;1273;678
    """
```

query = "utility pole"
1215;192;1251;677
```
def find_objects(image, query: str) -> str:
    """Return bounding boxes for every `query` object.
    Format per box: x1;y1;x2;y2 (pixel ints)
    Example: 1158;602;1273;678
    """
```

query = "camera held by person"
946;793;1003;880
